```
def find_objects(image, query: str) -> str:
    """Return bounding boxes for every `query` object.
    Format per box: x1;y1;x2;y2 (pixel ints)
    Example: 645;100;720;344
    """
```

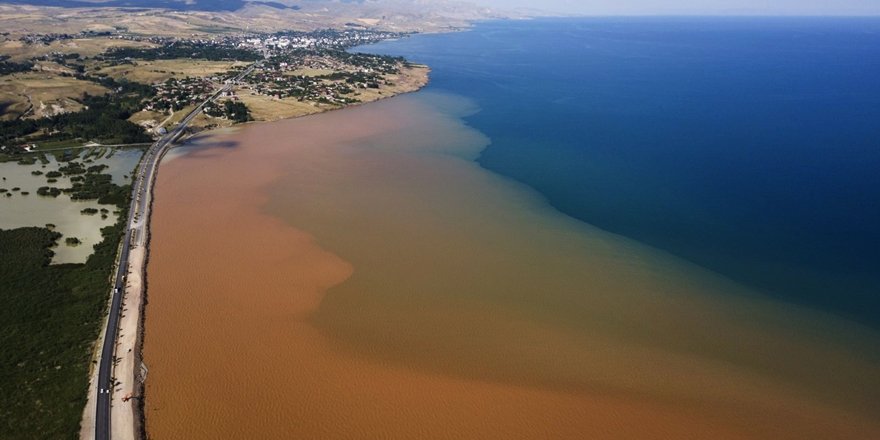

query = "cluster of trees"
0;59;34;76
341;71;382;88
67;173;130;206
81;207;111;219
315;70;381;88
79;74;155;111
205;99;252;123
36;186;61;197
43;52;87;75
326;50;404;75
103;44;262;62
58;161;85;175
0;120;40;145
45;94;151;144
35;160;131;205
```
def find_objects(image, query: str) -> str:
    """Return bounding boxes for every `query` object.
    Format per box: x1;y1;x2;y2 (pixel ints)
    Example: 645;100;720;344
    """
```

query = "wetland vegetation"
0;211;126;439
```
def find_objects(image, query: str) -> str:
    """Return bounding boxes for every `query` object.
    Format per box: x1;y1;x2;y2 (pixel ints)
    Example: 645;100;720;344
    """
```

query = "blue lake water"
361;17;880;328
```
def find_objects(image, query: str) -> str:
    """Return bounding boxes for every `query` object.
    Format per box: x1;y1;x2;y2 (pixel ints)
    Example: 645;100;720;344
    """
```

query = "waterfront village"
1;28;426;159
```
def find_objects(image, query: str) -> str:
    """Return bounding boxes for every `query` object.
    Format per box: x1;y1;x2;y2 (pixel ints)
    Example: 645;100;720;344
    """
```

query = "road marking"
94;62;257;440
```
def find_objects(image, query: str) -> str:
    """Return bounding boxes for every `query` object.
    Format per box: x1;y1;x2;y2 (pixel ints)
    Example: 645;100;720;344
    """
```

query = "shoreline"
138;89;880;439
81;65;432;440
182;63;431;134
72;16;873;437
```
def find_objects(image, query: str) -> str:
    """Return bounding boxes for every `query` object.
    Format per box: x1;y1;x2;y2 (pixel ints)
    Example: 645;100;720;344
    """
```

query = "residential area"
1;28;426;160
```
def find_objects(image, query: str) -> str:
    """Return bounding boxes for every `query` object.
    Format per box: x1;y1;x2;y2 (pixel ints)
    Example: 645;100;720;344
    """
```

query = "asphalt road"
94;64;256;440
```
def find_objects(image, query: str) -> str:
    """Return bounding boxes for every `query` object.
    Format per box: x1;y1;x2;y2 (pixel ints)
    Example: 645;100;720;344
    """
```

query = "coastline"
98;66;430;440
60;15;875;437
139;90;880;438
79;137;169;440
185;63;431;133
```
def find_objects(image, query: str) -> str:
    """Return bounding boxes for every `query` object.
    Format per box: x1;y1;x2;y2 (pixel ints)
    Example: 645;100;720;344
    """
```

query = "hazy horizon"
474;0;880;16
2;0;880;16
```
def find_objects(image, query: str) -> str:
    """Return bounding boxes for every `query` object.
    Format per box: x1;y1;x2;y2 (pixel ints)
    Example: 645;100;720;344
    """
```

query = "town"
0;28;423;160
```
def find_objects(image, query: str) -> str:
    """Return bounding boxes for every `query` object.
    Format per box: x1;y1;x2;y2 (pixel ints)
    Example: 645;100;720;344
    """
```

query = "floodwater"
0;148;142;263
143;93;880;439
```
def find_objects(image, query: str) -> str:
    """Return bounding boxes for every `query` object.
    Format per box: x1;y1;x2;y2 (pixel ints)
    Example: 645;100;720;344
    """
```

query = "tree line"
103;44;262;62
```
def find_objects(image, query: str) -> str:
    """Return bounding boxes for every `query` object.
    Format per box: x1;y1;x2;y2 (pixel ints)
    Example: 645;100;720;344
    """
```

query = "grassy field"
127;109;166;131
166;105;197;126
0;73;108;120
0;90;31;121
27;138;84;150
235;93;324;122
94;59;248;84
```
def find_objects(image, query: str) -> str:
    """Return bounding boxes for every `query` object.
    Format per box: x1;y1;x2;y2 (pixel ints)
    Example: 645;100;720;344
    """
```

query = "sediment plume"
143;93;880;439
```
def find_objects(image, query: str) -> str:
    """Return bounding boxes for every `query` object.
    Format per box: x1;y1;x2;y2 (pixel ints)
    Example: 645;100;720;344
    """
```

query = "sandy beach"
142;92;880;439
